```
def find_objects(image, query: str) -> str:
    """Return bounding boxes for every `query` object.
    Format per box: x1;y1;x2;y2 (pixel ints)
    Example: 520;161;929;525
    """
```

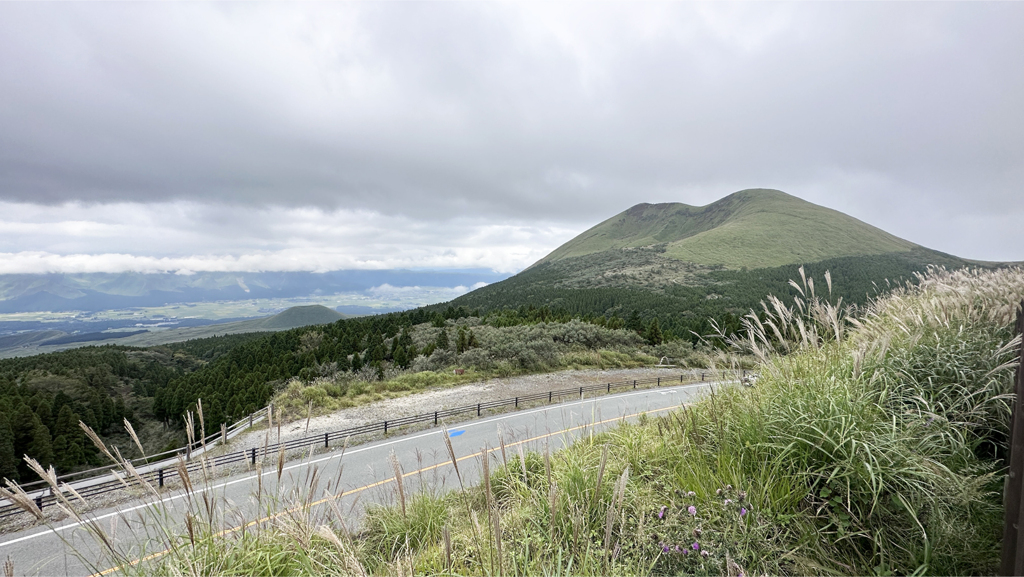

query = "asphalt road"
0;380;723;576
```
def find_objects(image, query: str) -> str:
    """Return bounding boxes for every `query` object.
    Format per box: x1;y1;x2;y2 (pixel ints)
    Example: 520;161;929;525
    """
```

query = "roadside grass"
3;265;1020;576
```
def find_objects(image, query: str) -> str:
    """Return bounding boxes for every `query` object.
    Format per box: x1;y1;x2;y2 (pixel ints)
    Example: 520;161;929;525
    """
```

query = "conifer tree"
52;435;70;472
626;310;644;334
456;327;468;354
435;328;450;351
0;412;18;482
54;404;79;440
394;345;409;369
27;421;53;470
645;318;664;346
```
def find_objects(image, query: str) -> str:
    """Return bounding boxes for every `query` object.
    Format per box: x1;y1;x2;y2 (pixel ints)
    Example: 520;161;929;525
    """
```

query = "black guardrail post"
701;372;705;381
549;391;553;403
657;377;661;387
477;404;481;417
34;495;42;512
579;386;583;398
434;411;438;425
515;397;518;408
680;375;684;382
324;433;329;448
250;447;257;465
158;468;164;488
607;382;611;393
384;421;388;434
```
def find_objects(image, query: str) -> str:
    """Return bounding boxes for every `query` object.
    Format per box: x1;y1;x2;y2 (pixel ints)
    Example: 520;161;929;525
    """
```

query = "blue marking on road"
449;430;465;437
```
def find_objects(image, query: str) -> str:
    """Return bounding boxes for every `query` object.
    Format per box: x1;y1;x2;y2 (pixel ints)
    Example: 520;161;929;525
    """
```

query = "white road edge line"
0;381;718;549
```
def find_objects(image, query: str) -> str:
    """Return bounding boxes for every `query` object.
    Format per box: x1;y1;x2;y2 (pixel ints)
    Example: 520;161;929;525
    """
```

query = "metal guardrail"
0;370;742;520
5;407;269;496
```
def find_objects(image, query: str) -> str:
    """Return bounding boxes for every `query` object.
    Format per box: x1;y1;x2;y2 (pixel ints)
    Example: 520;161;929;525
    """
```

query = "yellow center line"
95;403;683;576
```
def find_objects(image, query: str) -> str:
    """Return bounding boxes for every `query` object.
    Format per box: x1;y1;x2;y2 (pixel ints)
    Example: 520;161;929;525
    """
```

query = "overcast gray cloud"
1;2;1021;270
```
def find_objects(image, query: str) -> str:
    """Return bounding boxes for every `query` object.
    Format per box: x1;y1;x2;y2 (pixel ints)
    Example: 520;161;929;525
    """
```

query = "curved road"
0;380;724;576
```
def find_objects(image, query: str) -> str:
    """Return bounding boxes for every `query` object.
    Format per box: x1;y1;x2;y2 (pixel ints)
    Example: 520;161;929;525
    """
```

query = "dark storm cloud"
0;2;1021;261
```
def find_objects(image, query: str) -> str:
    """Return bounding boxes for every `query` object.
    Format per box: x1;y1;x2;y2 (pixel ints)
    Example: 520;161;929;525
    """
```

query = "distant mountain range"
0;305;346;358
0;269;509;314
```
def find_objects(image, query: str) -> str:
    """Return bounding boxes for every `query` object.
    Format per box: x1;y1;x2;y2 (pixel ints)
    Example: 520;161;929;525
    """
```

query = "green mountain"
535;188;918;271
443;189;983;339
251;305;345;330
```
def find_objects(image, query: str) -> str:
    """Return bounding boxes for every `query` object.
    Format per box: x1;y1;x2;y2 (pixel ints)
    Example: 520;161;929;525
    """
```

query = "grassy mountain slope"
443;189;984;340
536;189;918;270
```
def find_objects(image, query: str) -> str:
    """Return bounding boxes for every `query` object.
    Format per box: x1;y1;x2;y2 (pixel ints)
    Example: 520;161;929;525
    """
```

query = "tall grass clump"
348;266;1023;576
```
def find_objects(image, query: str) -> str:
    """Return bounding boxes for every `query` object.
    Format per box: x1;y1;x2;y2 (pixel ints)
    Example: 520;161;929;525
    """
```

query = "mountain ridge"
534;189;919;270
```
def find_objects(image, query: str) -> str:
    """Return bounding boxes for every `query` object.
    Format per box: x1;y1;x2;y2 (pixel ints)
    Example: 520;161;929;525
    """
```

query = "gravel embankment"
234;367;698;449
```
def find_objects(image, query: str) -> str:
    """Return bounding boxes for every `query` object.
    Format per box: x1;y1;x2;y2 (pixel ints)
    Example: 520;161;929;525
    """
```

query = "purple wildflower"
688;505;697;516
659;505;667;519
692;542;700;551
740;507;748;517
663;545;670;553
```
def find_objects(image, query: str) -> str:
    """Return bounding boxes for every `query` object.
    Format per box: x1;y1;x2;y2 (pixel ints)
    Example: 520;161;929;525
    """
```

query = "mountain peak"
535;189;918;270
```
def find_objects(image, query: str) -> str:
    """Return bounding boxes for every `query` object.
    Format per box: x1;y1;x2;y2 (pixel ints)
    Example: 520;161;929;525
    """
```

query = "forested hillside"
0;334;267;480
442;248;976;341
0;347;170;481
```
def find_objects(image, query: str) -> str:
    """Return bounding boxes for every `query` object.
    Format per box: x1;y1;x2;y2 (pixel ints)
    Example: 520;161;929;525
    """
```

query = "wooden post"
1000;301;1024;576
221;423;228;445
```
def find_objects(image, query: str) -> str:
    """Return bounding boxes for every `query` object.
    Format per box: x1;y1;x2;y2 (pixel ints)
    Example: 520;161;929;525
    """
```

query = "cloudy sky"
1;2;1022;275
